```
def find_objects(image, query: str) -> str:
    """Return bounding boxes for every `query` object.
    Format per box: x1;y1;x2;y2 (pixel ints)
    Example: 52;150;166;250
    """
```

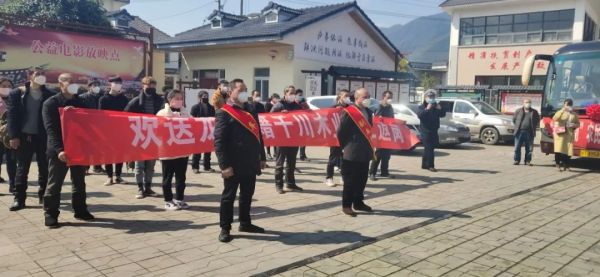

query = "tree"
420;73;439;90
0;0;111;28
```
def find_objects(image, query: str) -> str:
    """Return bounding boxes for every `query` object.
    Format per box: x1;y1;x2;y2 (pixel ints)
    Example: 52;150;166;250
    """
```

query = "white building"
441;0;600;86
157;2;413;102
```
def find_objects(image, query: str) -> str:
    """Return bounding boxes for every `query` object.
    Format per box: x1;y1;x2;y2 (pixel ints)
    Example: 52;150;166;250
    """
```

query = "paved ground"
0;143;598;276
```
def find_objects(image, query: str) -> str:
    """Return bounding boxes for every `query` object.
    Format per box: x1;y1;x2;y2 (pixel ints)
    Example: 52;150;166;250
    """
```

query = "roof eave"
156;35;282;50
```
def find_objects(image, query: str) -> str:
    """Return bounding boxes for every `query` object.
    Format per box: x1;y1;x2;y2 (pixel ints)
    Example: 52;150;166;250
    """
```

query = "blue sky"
125;0;445;36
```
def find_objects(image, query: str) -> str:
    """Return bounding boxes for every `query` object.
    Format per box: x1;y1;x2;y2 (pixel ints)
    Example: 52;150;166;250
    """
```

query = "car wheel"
480;127;500;145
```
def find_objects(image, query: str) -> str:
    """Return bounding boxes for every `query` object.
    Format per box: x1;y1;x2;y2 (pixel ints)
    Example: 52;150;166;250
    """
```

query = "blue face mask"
426;98;437;104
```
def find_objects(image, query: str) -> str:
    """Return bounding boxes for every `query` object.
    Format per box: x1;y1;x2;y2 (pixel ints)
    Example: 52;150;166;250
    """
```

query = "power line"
145;0;214;21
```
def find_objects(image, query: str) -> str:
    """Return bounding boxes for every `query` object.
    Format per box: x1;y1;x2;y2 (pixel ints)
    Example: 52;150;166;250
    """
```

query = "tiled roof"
158;2;357;47
439;0;504;7
207;10;248;23
106;9;172;44
261;1;302;15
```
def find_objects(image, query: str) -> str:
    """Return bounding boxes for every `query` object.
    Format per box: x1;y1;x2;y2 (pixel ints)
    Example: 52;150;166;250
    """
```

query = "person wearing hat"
80;79;105;174
190;90;216;174
417;89;446;172
99;76;129;186
124;76;164;199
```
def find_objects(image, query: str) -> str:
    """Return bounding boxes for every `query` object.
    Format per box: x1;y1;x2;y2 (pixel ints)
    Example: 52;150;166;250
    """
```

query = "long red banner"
61;108;420;166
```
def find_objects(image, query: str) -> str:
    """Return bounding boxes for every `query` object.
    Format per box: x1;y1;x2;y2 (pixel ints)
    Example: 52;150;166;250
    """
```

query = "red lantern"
586;104;600;122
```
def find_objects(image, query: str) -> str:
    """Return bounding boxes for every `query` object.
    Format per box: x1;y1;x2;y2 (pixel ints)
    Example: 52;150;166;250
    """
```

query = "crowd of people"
0;67;582;242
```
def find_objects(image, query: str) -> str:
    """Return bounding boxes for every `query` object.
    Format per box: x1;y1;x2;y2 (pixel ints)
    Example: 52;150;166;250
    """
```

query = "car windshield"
545;52;600;113
472;101;501;115
309;98;336;109
406;105;420;114
393;105;414;117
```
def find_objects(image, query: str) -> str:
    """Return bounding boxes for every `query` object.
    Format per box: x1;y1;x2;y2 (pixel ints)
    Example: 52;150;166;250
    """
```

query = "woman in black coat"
417;89;446;172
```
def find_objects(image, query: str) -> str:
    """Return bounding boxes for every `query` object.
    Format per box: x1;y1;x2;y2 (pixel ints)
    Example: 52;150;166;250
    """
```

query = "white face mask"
238;91;249;103
91;86;100;94
524;103;531;109
362;98;372;108
33;75;46;86
111;83;122;93
565;106;573;112
253;96;262;102
66;83;79;95
386;99;393;105
343;97;352;104
221;86;229;93
0;88;10;97
287;95;296;102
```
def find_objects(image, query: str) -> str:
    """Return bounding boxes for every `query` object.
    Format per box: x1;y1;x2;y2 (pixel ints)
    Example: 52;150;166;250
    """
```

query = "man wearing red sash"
337;88;374;217
214;79;267;243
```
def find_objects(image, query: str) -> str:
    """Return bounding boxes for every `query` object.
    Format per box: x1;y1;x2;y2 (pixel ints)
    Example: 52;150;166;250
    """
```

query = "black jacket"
270;100;301;113
7;82;56;139
42;93;84;157
375;104;394;118
124;91;164;114
249;101;266;114
513;107;540;137
265;102;275;113
99;93;129;111
337;105;374;162
417;103;446;134
190;102;215;118
214;104;266;176
79;92;103;109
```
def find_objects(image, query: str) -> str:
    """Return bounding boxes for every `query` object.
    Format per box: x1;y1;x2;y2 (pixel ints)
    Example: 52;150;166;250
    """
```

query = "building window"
254;68;270;99
192;69;225;89
265;12;278;23
211;19;222;29
474;75;546;86
584;13;597;41
460;9;574;46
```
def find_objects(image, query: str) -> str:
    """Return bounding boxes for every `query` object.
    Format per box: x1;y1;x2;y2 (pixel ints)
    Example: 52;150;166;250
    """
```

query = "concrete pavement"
0;143;598;276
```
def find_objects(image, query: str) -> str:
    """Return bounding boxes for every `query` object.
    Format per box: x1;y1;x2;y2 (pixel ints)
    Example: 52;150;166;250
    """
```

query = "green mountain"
381;12;451;64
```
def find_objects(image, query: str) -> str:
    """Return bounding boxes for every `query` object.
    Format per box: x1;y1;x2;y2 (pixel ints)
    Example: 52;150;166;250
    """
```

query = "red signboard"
0;24;145;85
61;108;420;166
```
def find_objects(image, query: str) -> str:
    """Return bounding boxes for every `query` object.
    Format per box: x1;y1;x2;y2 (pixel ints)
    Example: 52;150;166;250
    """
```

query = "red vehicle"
522;41;600;159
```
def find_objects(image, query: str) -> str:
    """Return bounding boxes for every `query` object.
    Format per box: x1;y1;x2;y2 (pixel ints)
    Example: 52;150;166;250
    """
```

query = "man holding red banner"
337;88;374;217
214;79;267;243
42;73;94;228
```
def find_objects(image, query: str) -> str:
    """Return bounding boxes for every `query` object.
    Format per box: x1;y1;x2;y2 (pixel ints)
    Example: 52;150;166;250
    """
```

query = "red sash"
344;105;376;156
221;104;260;142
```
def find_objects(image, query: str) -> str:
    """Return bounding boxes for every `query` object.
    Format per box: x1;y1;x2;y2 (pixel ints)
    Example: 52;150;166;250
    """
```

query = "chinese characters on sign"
61;108;420;166
466;48;548;72
303;30;376;65
31;40;122;61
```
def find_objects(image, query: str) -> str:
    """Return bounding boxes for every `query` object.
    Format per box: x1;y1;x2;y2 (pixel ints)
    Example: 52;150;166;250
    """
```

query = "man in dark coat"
417;89;446;172
214;78;266;242
369;91;395;181
248;90;266;114
190;90;216;173
42;73;94;228
337;88;374;217
270;85;303;194
99;76;129;185
124;76;164;199
7;67;55;211
513;98;540;166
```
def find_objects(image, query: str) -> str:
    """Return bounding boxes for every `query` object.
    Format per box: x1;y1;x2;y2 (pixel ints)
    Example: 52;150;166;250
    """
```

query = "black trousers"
266;147;271;156
370;149;392;176
275;147;299;187
105;163;123;178
341;160;369;208
161;157;188;202
326;147;342;179
191;152;211;170
555;153;571;167
220;174;256;230
299;146;307;159
44;155;87;219
14;134;48;202
0;143;17;187
421;132;439;169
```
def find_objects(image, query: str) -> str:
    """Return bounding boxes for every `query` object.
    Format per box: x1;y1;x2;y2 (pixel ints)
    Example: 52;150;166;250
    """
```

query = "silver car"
401;104;471;146
437;98;515;145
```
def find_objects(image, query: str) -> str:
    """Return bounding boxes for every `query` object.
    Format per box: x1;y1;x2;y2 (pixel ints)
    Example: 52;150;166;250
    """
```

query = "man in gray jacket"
513;98;540;166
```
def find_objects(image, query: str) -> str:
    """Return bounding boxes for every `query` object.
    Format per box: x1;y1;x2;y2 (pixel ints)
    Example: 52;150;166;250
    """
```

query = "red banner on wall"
61;108;419;166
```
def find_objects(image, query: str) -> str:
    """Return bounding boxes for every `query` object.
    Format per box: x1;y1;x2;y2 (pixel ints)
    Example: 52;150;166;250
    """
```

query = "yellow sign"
579;150;600;158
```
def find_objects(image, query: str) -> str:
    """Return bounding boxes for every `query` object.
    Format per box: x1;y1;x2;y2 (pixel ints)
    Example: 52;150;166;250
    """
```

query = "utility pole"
240;0;243;15
217;0;221;11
